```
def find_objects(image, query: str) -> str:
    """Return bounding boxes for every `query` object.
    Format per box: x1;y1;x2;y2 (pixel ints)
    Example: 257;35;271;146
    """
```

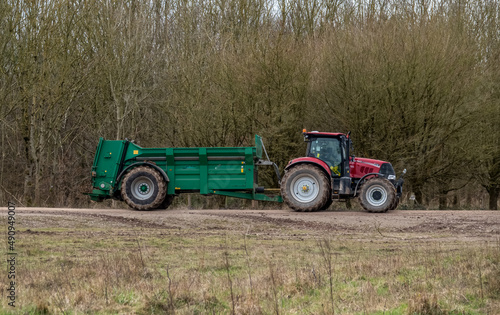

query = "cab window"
307;137;342;176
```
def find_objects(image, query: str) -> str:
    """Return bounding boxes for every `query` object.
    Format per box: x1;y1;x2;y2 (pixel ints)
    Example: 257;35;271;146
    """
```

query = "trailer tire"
359;177;396;213
121;166;167;210
281;164;330;212
158;195;175;210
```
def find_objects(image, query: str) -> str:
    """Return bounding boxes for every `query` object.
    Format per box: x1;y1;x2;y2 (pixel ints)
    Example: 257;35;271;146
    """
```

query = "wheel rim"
290;175;319;203
366;185;388;207
130;176;155;200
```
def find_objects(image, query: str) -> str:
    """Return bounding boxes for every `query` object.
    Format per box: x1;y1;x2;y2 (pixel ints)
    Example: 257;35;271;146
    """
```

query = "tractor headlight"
387;175;396;180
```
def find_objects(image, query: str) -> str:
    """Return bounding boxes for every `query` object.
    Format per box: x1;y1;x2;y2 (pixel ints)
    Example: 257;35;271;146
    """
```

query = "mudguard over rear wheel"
359;177;396;213
121;166;167;210
281;164;331;212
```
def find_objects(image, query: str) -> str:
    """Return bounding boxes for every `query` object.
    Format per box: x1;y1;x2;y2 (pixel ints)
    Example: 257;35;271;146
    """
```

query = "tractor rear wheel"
121;166;167;210
320;198;333;211
359;177;396;213
281;164;330;212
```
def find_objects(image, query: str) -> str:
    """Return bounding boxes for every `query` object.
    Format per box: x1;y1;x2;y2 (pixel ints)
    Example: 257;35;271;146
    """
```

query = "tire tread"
281;164;330;212
121;166;167;210
359;177;396;213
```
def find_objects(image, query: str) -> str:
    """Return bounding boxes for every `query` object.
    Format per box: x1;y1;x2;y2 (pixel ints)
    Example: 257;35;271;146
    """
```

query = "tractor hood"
349;157;395;179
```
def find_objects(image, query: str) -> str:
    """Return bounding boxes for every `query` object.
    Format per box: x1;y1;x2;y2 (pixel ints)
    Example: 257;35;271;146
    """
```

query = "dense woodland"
0;0;498;209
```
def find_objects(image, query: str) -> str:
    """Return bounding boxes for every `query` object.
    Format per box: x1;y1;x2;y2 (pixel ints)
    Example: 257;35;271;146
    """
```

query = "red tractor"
281;130;405;212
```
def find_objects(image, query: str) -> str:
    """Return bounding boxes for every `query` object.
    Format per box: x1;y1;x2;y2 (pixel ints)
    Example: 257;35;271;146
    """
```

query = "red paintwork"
349;157;386;179
293;131;391;179
285;157;332;176
305;132;344;137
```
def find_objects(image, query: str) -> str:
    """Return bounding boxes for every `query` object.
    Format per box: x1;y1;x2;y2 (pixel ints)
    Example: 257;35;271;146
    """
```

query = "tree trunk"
30;95;44;206
414;188;423;206
439;193;447;210
487;186;499;210
452;194;459;209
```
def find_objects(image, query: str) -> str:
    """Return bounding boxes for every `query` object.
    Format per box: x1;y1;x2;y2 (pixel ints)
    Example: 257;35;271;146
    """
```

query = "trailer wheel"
158;195;175;210
121;166;167;210
281;164;330;212
359;177;396;213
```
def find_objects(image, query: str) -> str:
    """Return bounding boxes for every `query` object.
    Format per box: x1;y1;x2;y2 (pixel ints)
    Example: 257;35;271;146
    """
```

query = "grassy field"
1;211;500;314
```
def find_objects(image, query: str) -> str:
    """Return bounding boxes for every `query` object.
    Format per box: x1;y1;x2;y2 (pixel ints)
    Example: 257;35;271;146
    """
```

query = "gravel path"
2;207;499;242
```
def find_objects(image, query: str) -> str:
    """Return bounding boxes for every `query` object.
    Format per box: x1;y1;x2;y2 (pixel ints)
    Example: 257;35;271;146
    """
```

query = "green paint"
87;135;282;204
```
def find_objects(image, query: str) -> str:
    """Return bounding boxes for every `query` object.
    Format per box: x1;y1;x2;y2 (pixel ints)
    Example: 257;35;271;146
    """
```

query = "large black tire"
388;196;400;211
158;194;175;210
121;166;167;210
359;177;396;213
320;198;333;211
281;164;331;212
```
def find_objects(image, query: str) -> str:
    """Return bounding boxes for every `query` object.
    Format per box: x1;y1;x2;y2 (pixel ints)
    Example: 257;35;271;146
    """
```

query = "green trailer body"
87;135;282;208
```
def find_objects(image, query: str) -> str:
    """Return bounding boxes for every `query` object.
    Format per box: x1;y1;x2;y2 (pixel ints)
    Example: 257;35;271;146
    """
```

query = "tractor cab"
303;131;350;178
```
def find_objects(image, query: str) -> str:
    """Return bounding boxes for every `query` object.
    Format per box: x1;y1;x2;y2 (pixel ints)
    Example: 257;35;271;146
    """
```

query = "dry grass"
1;214;500;314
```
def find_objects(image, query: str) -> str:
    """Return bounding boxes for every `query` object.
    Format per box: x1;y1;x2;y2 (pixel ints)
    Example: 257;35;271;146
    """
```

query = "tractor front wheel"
388;196;400;210
359;177;396;213
121;166;167;210
281;164;331;212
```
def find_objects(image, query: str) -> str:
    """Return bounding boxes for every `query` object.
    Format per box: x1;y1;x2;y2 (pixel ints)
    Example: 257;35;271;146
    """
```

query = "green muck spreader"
87;135;282;210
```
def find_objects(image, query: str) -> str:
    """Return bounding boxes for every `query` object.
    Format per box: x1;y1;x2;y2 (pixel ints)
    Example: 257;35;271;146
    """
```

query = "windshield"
307;137;342;176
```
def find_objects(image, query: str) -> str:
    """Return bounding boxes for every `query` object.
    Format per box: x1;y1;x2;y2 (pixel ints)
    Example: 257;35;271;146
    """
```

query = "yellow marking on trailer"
133;150;139;155
175;187;181;190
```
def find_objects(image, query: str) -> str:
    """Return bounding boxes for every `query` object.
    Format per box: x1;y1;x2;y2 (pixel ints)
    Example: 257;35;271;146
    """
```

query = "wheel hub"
291;175;319;203
139;183;150;194
366;185;388;206
130;176;155;200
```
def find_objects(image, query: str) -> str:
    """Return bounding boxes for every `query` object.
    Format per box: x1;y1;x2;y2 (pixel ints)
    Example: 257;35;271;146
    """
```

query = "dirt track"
5;207;500;242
